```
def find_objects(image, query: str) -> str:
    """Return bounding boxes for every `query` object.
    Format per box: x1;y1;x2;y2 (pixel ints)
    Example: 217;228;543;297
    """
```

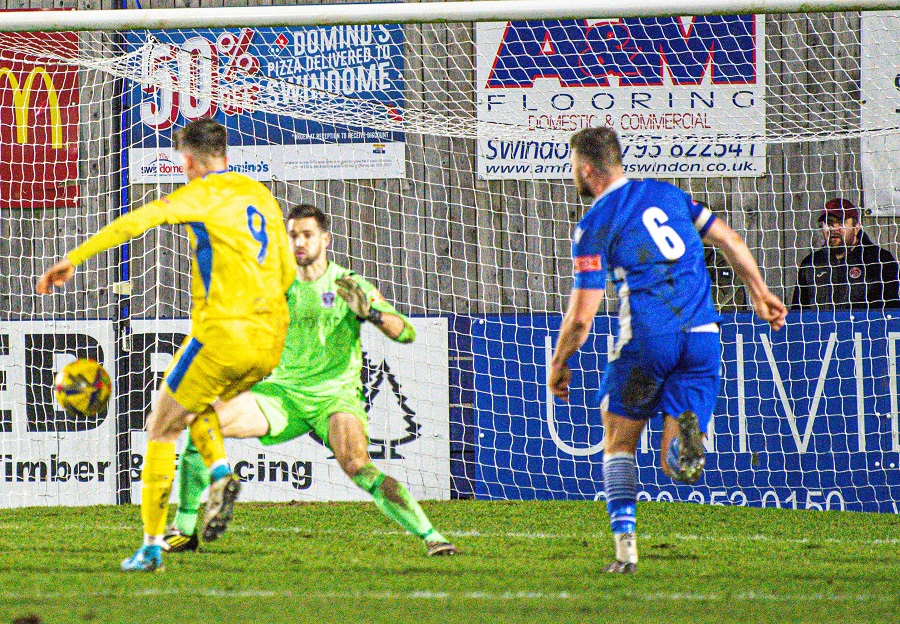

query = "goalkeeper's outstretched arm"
703;218;787;331
336;275;415;343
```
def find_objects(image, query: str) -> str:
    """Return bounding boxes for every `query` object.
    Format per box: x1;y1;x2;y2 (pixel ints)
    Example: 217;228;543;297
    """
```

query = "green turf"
0;500;897;623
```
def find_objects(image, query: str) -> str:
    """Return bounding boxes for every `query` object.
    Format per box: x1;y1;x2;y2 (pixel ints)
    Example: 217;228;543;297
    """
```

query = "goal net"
0;4;898;513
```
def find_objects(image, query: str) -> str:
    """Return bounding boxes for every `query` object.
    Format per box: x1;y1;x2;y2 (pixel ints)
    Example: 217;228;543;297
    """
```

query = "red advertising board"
0;31;79;209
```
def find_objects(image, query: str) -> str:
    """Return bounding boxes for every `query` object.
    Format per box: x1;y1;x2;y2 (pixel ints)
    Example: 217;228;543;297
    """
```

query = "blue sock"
666;438;681;475
604;452;637;534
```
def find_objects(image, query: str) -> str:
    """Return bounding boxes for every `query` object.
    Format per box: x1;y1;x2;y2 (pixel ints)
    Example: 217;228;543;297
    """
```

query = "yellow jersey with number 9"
67;171;295;333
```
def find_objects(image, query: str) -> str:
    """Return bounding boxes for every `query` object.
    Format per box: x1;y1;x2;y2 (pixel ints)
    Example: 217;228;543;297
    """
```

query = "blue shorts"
599;330;720;432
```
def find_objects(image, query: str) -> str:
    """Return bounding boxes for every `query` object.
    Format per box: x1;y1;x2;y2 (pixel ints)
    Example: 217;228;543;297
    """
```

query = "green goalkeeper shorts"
252;380;369;449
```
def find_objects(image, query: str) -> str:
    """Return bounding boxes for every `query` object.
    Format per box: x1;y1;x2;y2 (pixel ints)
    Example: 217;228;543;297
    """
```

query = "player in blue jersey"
549;127;787;574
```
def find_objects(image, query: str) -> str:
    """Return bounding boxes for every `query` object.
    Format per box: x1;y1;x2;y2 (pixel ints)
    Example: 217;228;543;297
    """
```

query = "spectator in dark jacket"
793;198;900;310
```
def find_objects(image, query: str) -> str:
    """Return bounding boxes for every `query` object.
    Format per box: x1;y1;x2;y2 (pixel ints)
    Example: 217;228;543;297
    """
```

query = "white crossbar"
2;0;900;32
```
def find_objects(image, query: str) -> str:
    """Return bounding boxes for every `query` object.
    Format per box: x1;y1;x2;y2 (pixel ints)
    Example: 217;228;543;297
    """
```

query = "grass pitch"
0;500;897;623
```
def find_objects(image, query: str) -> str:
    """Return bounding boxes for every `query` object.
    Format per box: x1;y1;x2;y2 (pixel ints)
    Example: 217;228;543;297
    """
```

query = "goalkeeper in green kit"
163;204;456;557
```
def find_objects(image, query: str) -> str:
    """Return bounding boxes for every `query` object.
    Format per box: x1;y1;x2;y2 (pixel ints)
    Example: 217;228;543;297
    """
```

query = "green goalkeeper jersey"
265;261;415;391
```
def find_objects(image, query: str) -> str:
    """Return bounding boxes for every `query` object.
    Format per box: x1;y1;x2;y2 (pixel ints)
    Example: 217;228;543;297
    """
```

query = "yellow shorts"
163;320;286;414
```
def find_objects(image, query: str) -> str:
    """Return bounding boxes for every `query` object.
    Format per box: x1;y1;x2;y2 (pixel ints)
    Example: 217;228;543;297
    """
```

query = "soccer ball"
54;359;112;417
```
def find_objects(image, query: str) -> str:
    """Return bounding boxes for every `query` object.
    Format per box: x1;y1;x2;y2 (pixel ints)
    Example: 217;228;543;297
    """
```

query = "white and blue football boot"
121;544;164;572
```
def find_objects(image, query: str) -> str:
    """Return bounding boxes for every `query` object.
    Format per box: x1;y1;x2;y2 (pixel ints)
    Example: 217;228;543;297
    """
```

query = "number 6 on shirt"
642;206;686;260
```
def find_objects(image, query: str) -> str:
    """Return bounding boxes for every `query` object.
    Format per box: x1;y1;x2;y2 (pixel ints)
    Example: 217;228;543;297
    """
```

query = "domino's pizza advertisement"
126;26;406;182
476;17;767;179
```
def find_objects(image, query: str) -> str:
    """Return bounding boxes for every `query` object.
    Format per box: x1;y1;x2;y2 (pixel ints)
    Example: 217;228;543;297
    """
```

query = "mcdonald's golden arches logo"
0;66;63;148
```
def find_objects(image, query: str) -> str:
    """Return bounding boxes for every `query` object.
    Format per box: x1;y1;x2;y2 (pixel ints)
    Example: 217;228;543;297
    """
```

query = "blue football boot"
121;544;164;572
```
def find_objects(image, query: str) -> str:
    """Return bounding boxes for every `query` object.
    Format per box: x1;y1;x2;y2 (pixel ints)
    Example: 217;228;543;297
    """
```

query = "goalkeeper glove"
337;275;383;325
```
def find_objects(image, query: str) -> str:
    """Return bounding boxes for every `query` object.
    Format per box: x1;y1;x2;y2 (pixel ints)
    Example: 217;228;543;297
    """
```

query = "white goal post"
0;0;899;514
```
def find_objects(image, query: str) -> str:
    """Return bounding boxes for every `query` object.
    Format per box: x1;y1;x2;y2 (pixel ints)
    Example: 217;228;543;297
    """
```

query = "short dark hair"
570;127;623;174
172;117;227;161
287;204;328;231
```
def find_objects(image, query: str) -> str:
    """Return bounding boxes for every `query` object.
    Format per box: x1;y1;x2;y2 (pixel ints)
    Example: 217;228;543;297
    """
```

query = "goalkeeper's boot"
425;541;457;557
120;544;164;573
162;526;199;553
676;410;706;485
201;473;241;542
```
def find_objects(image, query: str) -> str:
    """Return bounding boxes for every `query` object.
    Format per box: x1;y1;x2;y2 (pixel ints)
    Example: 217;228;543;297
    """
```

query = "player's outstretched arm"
550;287;605;402
703;218;787;331
337;275;414;342
37;201;172;295
36;258;75;294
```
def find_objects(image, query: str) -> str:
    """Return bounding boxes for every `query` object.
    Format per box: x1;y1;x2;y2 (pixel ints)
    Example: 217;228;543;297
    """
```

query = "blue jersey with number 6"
572;177;720;338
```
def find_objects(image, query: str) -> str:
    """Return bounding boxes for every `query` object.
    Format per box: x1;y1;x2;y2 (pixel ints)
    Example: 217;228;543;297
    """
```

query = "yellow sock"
140;441;176;538
189;408;228;471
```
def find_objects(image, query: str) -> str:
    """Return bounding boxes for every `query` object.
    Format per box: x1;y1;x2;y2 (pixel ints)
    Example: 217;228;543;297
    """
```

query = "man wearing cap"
792;198;900;309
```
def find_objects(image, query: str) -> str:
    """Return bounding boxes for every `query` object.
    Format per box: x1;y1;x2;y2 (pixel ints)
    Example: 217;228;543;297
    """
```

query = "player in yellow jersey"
36;118;295;572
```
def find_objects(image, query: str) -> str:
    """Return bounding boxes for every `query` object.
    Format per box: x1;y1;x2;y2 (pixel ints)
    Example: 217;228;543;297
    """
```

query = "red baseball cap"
819;198;859;222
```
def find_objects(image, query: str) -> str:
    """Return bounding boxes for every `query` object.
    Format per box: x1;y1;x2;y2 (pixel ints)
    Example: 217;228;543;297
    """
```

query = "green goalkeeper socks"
173;451;446;543
174;438;210;536
352;463;446;542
